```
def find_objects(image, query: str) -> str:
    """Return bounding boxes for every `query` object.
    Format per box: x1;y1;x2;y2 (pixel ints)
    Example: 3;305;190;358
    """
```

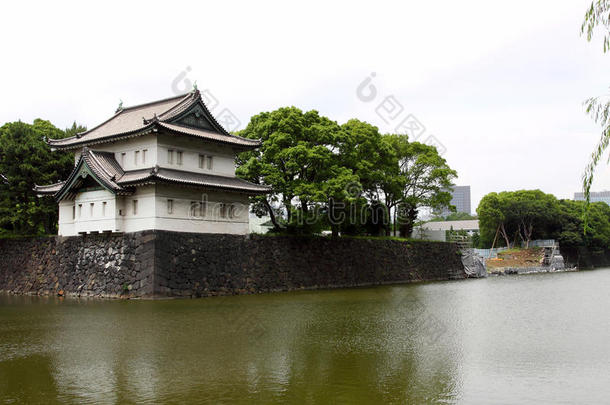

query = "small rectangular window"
220;203;227;218
191;200;206;218
132;200;138;215
78;204;82;218
167;199;173;214
200;200;206;217
121;152;126;166
90;202;94;217
168;150;174;164
134;150;140;165
102;201;107;216
198;154;205;169
206;155;213;170
142;149;147;164
176;151;183;165
72;205;76;220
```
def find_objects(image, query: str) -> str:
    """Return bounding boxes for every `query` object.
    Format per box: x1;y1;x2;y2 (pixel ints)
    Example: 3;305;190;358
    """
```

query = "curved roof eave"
53;150;124;200
45;90;263;150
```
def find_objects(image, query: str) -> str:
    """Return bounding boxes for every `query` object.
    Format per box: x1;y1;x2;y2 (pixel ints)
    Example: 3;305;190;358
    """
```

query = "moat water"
1;268;610;404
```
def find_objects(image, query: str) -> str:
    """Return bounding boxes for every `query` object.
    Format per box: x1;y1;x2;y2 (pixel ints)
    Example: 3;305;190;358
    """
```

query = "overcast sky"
1;0;609;211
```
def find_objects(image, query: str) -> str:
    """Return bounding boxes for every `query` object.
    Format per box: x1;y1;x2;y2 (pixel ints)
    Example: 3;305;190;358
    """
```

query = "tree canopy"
235;107;356;233
0;108;456;239
0;120;84;236
476;189;610;249
236;107;457;237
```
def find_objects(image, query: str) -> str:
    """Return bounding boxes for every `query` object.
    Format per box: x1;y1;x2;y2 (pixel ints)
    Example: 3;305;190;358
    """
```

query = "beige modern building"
412;220;479;241
35;90;270;236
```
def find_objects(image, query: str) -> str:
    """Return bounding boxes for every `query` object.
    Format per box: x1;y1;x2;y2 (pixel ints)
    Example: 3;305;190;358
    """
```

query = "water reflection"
2;269;610;404
0;354;59;403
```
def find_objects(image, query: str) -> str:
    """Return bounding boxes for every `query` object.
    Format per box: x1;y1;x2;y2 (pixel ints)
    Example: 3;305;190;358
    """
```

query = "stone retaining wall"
0;231;466;299
0;233;154;298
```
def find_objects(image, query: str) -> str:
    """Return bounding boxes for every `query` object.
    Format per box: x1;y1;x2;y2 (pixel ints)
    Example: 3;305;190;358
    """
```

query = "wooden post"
489;225;500;259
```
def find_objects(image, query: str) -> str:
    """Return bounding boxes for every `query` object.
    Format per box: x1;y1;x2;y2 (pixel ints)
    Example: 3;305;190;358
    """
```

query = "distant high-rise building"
574;191;610;205
441;185;471;216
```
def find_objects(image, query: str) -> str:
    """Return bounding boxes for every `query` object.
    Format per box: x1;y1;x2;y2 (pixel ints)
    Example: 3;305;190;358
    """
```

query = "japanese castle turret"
35;90;270;236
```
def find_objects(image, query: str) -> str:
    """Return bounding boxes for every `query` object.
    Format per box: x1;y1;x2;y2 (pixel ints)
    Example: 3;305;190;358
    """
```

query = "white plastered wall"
73;133;236;176
156;133;236;176
58;184;250;236
153;184;250;234
59;189;118;235
73;136;159;171
60;131;250;236
116;185;157;234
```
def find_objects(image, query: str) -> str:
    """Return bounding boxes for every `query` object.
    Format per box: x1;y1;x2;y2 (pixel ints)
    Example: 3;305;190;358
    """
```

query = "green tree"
236;108;458;238
476;190;609;249
236;107;350;233
556;199;610;249
338;120;395;197
507;190;559;247
581;1;610;226
391;139;456;237
338;121;397;236
0;120;82;235
477;192;511;248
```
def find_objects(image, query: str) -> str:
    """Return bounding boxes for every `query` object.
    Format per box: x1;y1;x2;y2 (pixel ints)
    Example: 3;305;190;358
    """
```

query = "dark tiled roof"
34;181;65;195
115;169;152;184
83;149;125;190
50;148;130;200
35;149;271;199
118;167;271;194
47;91;261;149
47;95;186;149
158;122;260;147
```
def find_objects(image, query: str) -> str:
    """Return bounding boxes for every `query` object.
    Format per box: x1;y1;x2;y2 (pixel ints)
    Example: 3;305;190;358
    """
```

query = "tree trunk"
517;222;526;247
523;223;534;249
500;223;511;248
385;202;392;237
264;199;281;231
398;204;418;238
283;197;292;224
490;225;500;255
518;220;533;248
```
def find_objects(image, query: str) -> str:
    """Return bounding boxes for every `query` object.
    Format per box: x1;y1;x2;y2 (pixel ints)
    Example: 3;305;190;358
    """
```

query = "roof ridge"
157;167;272;189
158;92;198;121
159;90;239;138
192;91;237;137
121;92;191;112
158;122;260;145
70;93;191;140
157;166;238;179
46;90;263;150
52;152;122;200
90;150;115;157
86;150;115;180
115;166;270;193
119;166;250;181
